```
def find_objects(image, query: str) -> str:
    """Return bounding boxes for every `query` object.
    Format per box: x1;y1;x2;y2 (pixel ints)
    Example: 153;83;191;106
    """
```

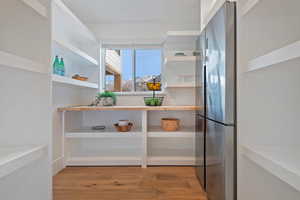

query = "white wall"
237;0;300;199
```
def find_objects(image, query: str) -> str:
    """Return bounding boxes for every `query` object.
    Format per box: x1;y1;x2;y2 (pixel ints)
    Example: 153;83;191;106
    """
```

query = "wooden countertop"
58;105;202;112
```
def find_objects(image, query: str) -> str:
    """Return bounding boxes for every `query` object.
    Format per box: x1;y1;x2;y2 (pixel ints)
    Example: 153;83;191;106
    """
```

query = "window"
104;48;162;92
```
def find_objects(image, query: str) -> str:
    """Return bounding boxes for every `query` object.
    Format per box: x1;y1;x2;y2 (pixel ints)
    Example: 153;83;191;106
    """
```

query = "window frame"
101;45;165;95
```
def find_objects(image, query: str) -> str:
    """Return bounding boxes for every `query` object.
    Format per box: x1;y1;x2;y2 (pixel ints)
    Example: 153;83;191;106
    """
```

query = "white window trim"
100;44;164;95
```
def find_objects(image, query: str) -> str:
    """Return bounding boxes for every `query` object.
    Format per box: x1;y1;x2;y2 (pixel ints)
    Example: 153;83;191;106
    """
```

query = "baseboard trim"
52;157;64;175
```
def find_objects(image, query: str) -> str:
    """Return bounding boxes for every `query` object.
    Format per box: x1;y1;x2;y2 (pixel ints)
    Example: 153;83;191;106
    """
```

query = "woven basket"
161;118;180;131
114;123;133;132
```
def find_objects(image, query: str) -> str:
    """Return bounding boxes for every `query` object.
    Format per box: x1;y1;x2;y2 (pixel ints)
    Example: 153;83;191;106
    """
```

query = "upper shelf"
0;50;48;74
21;0;47;18
242;145;300;192
52;74;99;89
58;105;202;112
164;31;200;44
0;145;46;179
248;40;300;72
53;39;99;67
165;56;197;63
53;0;97;43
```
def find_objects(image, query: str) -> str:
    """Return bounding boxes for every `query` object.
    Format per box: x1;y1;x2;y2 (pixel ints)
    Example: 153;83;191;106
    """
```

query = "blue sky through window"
121;49;161;80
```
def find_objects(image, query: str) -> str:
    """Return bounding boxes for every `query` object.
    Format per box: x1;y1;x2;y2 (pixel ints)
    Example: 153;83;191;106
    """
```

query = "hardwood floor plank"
53;167;207;200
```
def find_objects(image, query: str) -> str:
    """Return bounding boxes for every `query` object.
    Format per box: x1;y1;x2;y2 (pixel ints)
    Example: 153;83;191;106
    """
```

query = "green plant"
96;91;116;104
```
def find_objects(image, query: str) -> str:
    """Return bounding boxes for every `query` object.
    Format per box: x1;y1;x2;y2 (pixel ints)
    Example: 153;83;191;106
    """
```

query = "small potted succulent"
96;91;116;106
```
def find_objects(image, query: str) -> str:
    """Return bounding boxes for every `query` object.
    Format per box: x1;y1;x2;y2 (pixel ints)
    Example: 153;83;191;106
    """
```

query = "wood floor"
53;167;207;200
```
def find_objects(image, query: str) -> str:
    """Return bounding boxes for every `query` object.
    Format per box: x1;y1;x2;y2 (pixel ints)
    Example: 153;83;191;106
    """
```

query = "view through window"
105;48;162;92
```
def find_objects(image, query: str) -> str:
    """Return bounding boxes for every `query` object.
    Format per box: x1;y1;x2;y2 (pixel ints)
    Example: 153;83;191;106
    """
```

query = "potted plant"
96;91;116;106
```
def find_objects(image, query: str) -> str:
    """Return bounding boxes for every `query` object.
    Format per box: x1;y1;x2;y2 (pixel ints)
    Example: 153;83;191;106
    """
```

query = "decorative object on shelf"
144;97;164;106
161;118;180;131
118;120;130;126
96;91;117;106
92;125;106;131
53;55;60;75
59;57;65;76
114;122;133;132
72;74;88;81
174;52;186;56
53;55;65;76
193;51;200;56
144;76;164;106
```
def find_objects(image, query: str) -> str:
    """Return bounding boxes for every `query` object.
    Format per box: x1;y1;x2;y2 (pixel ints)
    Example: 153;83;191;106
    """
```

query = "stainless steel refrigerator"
195;2;236;200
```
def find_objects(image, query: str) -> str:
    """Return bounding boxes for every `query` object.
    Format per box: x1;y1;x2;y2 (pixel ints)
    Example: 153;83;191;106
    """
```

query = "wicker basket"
161;118;180;131
114;123;133;132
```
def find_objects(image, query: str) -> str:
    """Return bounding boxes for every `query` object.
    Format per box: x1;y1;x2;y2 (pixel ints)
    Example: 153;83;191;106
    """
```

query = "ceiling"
62;0;200;24
61;0;200;43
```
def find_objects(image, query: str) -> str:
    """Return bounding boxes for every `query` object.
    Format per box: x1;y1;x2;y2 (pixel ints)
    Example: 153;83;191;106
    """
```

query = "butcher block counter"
58;105;202;112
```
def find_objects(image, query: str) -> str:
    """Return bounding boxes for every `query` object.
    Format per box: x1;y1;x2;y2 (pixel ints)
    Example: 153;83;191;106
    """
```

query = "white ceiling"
62;0;200;24
61;0;200;43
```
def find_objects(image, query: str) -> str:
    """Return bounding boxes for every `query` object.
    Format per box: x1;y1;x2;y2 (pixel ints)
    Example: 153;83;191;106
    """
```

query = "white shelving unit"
58;109;197;169
0;145;47;179
164;33;197;90
0;51;48;74
242;145;300;192
52;74;98;89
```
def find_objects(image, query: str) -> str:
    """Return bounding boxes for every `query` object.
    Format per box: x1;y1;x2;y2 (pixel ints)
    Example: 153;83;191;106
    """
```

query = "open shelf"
65;127;143;138
0;145;46;179
242;145;300;192
21;0;47;18
53;39;98;67
52;74;98;89
248;40;300;72
147;156;195;166
164;83;196;88
165;56;196;63
148;127;195;138
0;51;48;74
66;156;141;166
165;31;200;44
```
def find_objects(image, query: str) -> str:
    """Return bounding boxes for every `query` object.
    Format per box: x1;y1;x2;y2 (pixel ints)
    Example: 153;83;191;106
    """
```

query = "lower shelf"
65;156;195;166
242;145;300;192
65;127;143;138
147;156;195;166
0;145;46;179
148;126;195;138
66;156;142;166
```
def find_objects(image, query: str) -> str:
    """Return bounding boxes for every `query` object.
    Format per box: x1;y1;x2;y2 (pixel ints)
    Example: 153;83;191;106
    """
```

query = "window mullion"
133;49;136;92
